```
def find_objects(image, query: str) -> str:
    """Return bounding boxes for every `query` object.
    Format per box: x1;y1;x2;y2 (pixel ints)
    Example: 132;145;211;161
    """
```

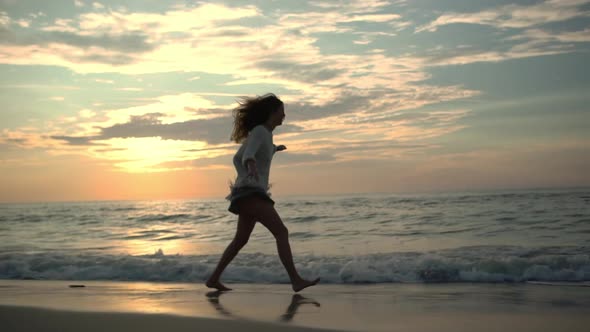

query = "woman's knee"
263;209;289;239
233;236;249;248
249;199;289;239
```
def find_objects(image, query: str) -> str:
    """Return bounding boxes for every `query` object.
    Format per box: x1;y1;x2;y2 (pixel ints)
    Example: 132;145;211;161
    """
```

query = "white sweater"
231;125;277;191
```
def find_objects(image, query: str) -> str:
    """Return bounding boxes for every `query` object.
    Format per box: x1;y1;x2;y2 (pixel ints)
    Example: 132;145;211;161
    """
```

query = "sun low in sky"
0;0;589;202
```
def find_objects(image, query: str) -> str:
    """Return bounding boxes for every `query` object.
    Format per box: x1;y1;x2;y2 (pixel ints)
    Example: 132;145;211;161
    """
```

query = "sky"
0;0;589;202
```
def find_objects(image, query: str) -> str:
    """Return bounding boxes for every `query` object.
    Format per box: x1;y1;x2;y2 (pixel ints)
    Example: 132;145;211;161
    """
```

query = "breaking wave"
1;245;588;284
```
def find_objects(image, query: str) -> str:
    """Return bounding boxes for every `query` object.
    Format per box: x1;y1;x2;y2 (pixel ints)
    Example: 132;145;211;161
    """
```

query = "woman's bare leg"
206;212;256;291
248;197;320;292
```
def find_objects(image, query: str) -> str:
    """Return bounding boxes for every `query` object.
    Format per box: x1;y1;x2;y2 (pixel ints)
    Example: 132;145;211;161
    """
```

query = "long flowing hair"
230;93;283;143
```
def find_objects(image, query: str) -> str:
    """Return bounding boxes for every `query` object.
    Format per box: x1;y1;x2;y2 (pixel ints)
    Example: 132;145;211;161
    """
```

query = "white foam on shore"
1;245;588;284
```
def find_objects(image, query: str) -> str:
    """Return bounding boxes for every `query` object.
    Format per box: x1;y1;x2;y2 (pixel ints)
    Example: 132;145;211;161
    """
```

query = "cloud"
94;78;113;84
99;114;233;144
0;84;80;90
15;18;29;27
296;139;433;162
255;59;346;82
512;28;590;43
0;1;461;110
3;137;26;144
277;1;404;36
117;87;143;91
0;11;10;26
0;3;259;70
50;135;100;146
273;152;337;166
51;110;307;147
417;30;588;67
412;0;590;65
0;29;155;54
416;0;590;32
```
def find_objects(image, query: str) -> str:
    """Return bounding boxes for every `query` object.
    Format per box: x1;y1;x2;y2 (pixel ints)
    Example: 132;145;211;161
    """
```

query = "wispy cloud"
117;87;143;92
416;0;590;32
412;0;590;66
94;78;114;84
511;28;590;43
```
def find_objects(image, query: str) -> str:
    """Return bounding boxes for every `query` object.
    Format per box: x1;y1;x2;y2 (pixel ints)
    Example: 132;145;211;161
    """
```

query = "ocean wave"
288;216;321;223
132;213;193;223
1;246;588;284
98;206;139;212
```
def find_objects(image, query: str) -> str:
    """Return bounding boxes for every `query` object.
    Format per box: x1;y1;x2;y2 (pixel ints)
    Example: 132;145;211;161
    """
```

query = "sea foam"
1;245;588;284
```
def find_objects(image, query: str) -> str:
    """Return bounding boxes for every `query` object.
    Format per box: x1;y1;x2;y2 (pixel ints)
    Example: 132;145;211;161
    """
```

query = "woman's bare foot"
292;277;320;292
206;279;232;291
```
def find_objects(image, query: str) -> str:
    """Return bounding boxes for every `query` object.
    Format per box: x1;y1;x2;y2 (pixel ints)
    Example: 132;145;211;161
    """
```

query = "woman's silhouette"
206;93;320;292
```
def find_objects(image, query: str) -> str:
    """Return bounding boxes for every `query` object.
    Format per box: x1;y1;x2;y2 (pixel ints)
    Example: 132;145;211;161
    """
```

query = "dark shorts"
226;186;275;215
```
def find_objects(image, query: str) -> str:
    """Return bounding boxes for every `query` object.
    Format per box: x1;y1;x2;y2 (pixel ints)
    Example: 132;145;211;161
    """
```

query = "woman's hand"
246;159;259;181
276;145;287;152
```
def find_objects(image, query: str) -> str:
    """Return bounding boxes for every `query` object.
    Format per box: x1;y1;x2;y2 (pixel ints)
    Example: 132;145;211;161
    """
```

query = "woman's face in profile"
275;104;285;126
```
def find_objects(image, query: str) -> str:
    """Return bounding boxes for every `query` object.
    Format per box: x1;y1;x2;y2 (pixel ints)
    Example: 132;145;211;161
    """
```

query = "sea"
1;188;589;284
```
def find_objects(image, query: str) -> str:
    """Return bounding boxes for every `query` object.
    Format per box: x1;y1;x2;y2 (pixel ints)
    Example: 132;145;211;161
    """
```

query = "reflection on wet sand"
280;294;321;323
206;291;320;323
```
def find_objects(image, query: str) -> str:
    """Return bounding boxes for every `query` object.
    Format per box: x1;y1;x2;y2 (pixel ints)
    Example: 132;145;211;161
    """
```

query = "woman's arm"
242;126;269;181
246;159;259;181
242;126;264;167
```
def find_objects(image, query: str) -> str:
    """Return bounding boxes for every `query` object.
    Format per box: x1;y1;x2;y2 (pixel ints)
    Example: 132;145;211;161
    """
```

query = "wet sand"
1;280;589;331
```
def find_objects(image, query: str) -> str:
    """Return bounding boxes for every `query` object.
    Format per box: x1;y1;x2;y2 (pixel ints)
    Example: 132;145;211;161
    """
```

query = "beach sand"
0;305;335;332
1;280;589;332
